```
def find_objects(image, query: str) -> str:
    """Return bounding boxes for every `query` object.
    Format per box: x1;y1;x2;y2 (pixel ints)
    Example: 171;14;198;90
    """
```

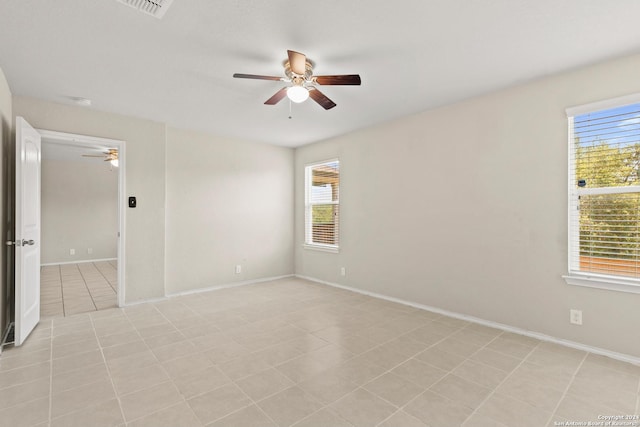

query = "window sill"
563;274;640;294
303;243;339;254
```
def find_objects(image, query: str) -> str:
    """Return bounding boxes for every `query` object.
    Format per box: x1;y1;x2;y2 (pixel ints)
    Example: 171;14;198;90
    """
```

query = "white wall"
164;127;294;294
12;97;296;302
295;53;640;358
13;96;166;303
41;157;118;264
0;67;12;336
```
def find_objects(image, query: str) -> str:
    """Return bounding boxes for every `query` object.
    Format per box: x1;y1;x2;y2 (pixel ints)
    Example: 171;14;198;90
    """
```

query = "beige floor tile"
430;374;492;410
218;353;271;380
497;376;564;412
51;378;116;418
327;357;388;385
187;383;252;425
275;353;334;383
52;336;100;359
172;365;231;399
251;341;305;366
452;359;509;388
2;277;637;426
476;393;551;427
526;343;586;370
152;340;198;363
136;323;178;339
52;330;95;346
144;331;187;350
258;386;324;427
363;372;424;407
379;335;428;358
111;362;169;395
235;368;295;401
485;337;536;359
461;413;509;427
298;371;360;405
0;376;50;410
582;353;640;376
471;348;523;372
451;328;498;347
50;399;124;427
0;396;49;427
52;362;109;394
52;349;105;375
432;337;482;358
330;388;397;427
119;381;183;422
98;330;141;348
0;360;50;388
378;410;429;427
292;409;354;427
162;352;214;380
509;361;574;392
404;390;472;427
208;404;277;427
102;339;149;361
107;349;158;375
567;376;637;414
414;346;466;371
390;358;448;388
127;402;203;427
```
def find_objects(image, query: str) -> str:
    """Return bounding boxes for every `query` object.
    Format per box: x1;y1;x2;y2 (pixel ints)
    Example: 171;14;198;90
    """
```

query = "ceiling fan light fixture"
287;86;309;103
110;158;119;167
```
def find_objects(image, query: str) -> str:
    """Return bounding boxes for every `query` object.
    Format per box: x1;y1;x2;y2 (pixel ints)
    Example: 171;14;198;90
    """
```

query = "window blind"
305;160;340;248
569;103;640;279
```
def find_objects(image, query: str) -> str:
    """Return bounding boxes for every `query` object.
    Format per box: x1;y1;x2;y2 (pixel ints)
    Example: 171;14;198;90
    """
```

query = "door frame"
37;129;126;307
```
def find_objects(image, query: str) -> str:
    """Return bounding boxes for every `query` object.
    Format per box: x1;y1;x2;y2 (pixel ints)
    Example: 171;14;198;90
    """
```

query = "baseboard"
296;274;640;366
41;258;117;267
116;274;296;307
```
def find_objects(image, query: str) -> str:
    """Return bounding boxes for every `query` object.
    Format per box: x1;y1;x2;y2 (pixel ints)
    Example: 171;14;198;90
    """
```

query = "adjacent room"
40;140;120;317
0;1;639;426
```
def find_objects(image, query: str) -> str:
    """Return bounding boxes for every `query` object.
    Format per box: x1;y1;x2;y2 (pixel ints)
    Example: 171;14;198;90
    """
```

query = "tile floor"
1;277;638;427
40;261;118;318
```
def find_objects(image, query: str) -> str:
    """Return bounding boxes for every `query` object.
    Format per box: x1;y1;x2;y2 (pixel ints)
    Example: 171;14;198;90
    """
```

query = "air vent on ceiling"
116;0;175;19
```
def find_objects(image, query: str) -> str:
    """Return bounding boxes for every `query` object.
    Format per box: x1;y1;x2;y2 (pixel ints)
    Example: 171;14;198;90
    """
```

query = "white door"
14;117;41;346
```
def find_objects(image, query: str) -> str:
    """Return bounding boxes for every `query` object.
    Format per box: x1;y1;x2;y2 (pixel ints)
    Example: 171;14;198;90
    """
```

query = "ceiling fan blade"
81;154;107;158
264;88;288;105
287;50;307;76
233;73;283;81
314;74;361;85
309;89;337;110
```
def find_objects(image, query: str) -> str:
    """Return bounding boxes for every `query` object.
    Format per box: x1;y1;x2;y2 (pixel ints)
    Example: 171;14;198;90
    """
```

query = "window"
565;96;640;293
305;160;340;252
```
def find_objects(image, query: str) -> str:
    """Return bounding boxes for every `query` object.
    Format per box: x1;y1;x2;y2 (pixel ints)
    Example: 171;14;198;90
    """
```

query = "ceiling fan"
233;50;361;110
82;148;119;167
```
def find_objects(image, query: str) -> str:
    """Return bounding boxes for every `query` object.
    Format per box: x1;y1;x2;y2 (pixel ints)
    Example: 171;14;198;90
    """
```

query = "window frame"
563;93;640;294
304;158;340;253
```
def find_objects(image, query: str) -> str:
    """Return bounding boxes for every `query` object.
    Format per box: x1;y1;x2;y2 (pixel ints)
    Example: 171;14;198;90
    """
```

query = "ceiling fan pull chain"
288;99;293;119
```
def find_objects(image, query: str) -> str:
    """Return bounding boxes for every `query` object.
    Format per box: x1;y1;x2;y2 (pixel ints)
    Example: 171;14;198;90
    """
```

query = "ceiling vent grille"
116;0;175;19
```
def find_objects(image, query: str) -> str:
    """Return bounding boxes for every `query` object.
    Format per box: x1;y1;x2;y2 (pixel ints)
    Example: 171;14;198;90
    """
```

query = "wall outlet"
570;309;583;325
340;267;346;277
69;248;75;255
87;248;93;254
235;265;242;274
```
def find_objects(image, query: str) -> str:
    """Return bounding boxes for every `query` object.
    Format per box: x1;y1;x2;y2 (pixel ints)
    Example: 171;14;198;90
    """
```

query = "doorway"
37;130;125;315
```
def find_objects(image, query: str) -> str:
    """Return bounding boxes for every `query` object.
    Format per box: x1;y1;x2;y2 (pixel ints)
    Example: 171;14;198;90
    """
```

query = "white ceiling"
2;0;640;147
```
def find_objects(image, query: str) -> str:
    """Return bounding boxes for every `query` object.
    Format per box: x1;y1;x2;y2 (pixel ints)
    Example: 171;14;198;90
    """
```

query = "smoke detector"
116;0;175;19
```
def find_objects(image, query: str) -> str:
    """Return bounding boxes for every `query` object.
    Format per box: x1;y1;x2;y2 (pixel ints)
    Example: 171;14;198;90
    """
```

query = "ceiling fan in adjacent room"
82;149;119;167
233;50;361;110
